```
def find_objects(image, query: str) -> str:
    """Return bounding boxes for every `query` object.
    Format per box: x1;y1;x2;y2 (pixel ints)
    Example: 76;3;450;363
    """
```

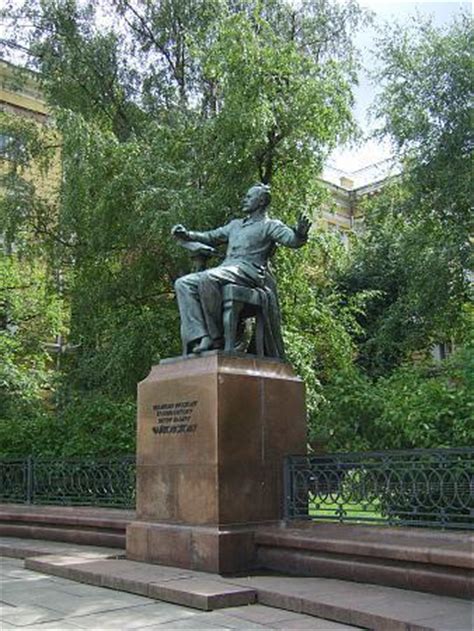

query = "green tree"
337;14;472;376
314;347;474;452
374;13;472;245
313;13;474;452
0;111;65;423
1;0;367;396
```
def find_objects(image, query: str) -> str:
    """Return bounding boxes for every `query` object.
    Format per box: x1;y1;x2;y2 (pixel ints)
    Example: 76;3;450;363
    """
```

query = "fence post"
283;455;291;521
26;456;33;504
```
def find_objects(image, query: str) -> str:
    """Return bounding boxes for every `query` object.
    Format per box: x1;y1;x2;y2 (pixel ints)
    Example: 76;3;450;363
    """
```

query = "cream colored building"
1;59;59;200
317;161;398;246
0;59;48;121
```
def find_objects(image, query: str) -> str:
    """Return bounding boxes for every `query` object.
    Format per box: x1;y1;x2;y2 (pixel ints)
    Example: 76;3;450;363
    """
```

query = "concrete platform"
257;523;474;569
1;556;357;630
241;574;474;631
2;537;472;630
24;555;257;611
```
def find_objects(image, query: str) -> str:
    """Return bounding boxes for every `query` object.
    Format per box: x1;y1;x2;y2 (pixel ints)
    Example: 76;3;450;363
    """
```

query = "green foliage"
372;13;472;314
0;253;64;420
336;14;472;376
373;13;472;242
279;232;366;421
0;393;136;457
314;346;474;452
1;2;471;458
337;181;471;375
318;13;474;450
1;0;367;405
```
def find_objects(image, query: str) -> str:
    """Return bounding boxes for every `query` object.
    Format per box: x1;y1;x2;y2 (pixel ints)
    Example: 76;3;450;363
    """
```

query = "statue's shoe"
192;336;224;354
192;336;214;354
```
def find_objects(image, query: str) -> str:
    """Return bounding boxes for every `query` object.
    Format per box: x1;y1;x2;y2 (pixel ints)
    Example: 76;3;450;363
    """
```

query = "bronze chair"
222;285;265;357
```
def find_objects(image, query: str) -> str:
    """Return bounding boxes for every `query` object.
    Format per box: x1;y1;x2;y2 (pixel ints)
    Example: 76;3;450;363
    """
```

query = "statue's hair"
253;182;271;207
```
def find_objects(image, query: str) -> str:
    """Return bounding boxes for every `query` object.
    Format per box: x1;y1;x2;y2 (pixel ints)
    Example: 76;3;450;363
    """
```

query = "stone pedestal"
126;352;306;573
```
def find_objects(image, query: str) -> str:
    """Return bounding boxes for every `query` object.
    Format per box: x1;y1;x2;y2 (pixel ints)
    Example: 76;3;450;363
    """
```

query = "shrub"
312;345;474;452
0;392;136;458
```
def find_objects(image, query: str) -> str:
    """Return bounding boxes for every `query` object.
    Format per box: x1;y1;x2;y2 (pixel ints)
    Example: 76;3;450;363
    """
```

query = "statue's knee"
197;270;218;289
174;276;186;293
174;273;197;294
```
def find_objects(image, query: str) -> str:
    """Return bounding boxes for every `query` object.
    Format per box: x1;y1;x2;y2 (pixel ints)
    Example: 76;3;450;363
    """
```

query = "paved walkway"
0;557;358;630
1;537;472;630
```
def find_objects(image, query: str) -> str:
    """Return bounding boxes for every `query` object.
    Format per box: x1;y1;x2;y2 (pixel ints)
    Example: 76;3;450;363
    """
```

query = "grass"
308;496;386;522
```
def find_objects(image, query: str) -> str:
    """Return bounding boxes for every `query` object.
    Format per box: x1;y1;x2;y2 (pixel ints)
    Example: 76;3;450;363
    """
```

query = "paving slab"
147;578;256;611
24;555;257;611
10;623;85;630
411;611;474;631
19;549;472;629
221;605;356;629
1;604;67;628
50;602;199;629
0;558;357;630
271;619;357;630
240;575;473;631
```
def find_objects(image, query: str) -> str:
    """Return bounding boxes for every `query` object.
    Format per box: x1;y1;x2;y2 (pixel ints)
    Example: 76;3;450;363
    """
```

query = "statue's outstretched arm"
171;223;231;247
269;214;312;248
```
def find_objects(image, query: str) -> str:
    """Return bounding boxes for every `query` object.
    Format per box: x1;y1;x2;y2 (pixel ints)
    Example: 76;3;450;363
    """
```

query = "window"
431;341;454;362
0;132;26;161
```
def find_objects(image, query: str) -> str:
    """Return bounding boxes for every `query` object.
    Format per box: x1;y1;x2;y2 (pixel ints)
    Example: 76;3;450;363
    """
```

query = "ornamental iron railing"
284;448;474;530
0;456;136;508
2;449;473;529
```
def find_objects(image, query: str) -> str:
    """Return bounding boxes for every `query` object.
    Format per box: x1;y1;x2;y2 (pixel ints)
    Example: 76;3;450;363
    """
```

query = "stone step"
257;523;474;569
0;504;132;548
21;552;472;630
243;574;473;631
0;523;125;548
0;503;133;529
0;535;123;559
255;523;474;599
257;546;473;599
24;555;257;611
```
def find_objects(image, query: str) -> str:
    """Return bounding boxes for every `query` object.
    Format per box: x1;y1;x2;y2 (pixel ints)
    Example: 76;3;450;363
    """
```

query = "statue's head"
242;183;271;214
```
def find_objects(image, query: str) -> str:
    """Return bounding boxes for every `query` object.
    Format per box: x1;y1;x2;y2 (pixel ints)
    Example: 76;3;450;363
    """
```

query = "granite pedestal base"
126;352;306;573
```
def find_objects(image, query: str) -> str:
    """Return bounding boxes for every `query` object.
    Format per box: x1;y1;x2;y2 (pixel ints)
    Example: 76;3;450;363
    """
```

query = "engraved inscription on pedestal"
152;400;198;435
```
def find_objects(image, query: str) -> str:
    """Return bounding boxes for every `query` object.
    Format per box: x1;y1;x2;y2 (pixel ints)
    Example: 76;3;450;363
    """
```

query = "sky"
329;0;470;175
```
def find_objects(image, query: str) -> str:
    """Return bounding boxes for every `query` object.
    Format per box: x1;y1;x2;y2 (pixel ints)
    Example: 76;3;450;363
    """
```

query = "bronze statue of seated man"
172;183;311;356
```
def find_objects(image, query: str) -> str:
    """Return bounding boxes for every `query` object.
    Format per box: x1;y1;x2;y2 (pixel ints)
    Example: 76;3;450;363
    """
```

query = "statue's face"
242;186;266;214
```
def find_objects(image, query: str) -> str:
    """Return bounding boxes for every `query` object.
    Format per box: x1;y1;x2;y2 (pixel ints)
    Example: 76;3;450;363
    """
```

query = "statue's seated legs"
174;265;260;354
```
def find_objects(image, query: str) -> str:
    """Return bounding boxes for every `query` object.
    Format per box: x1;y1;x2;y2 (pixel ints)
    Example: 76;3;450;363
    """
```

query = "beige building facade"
0;59;48;121
317;161;398;246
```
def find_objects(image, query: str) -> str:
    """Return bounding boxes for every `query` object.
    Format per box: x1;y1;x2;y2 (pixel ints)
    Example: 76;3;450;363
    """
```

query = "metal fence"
0;456;136;508
284;448;474;530
2;449;473;529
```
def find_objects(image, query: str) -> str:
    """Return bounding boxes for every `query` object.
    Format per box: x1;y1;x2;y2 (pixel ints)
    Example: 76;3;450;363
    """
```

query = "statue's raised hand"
171;224;190;241
296;213;312;238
